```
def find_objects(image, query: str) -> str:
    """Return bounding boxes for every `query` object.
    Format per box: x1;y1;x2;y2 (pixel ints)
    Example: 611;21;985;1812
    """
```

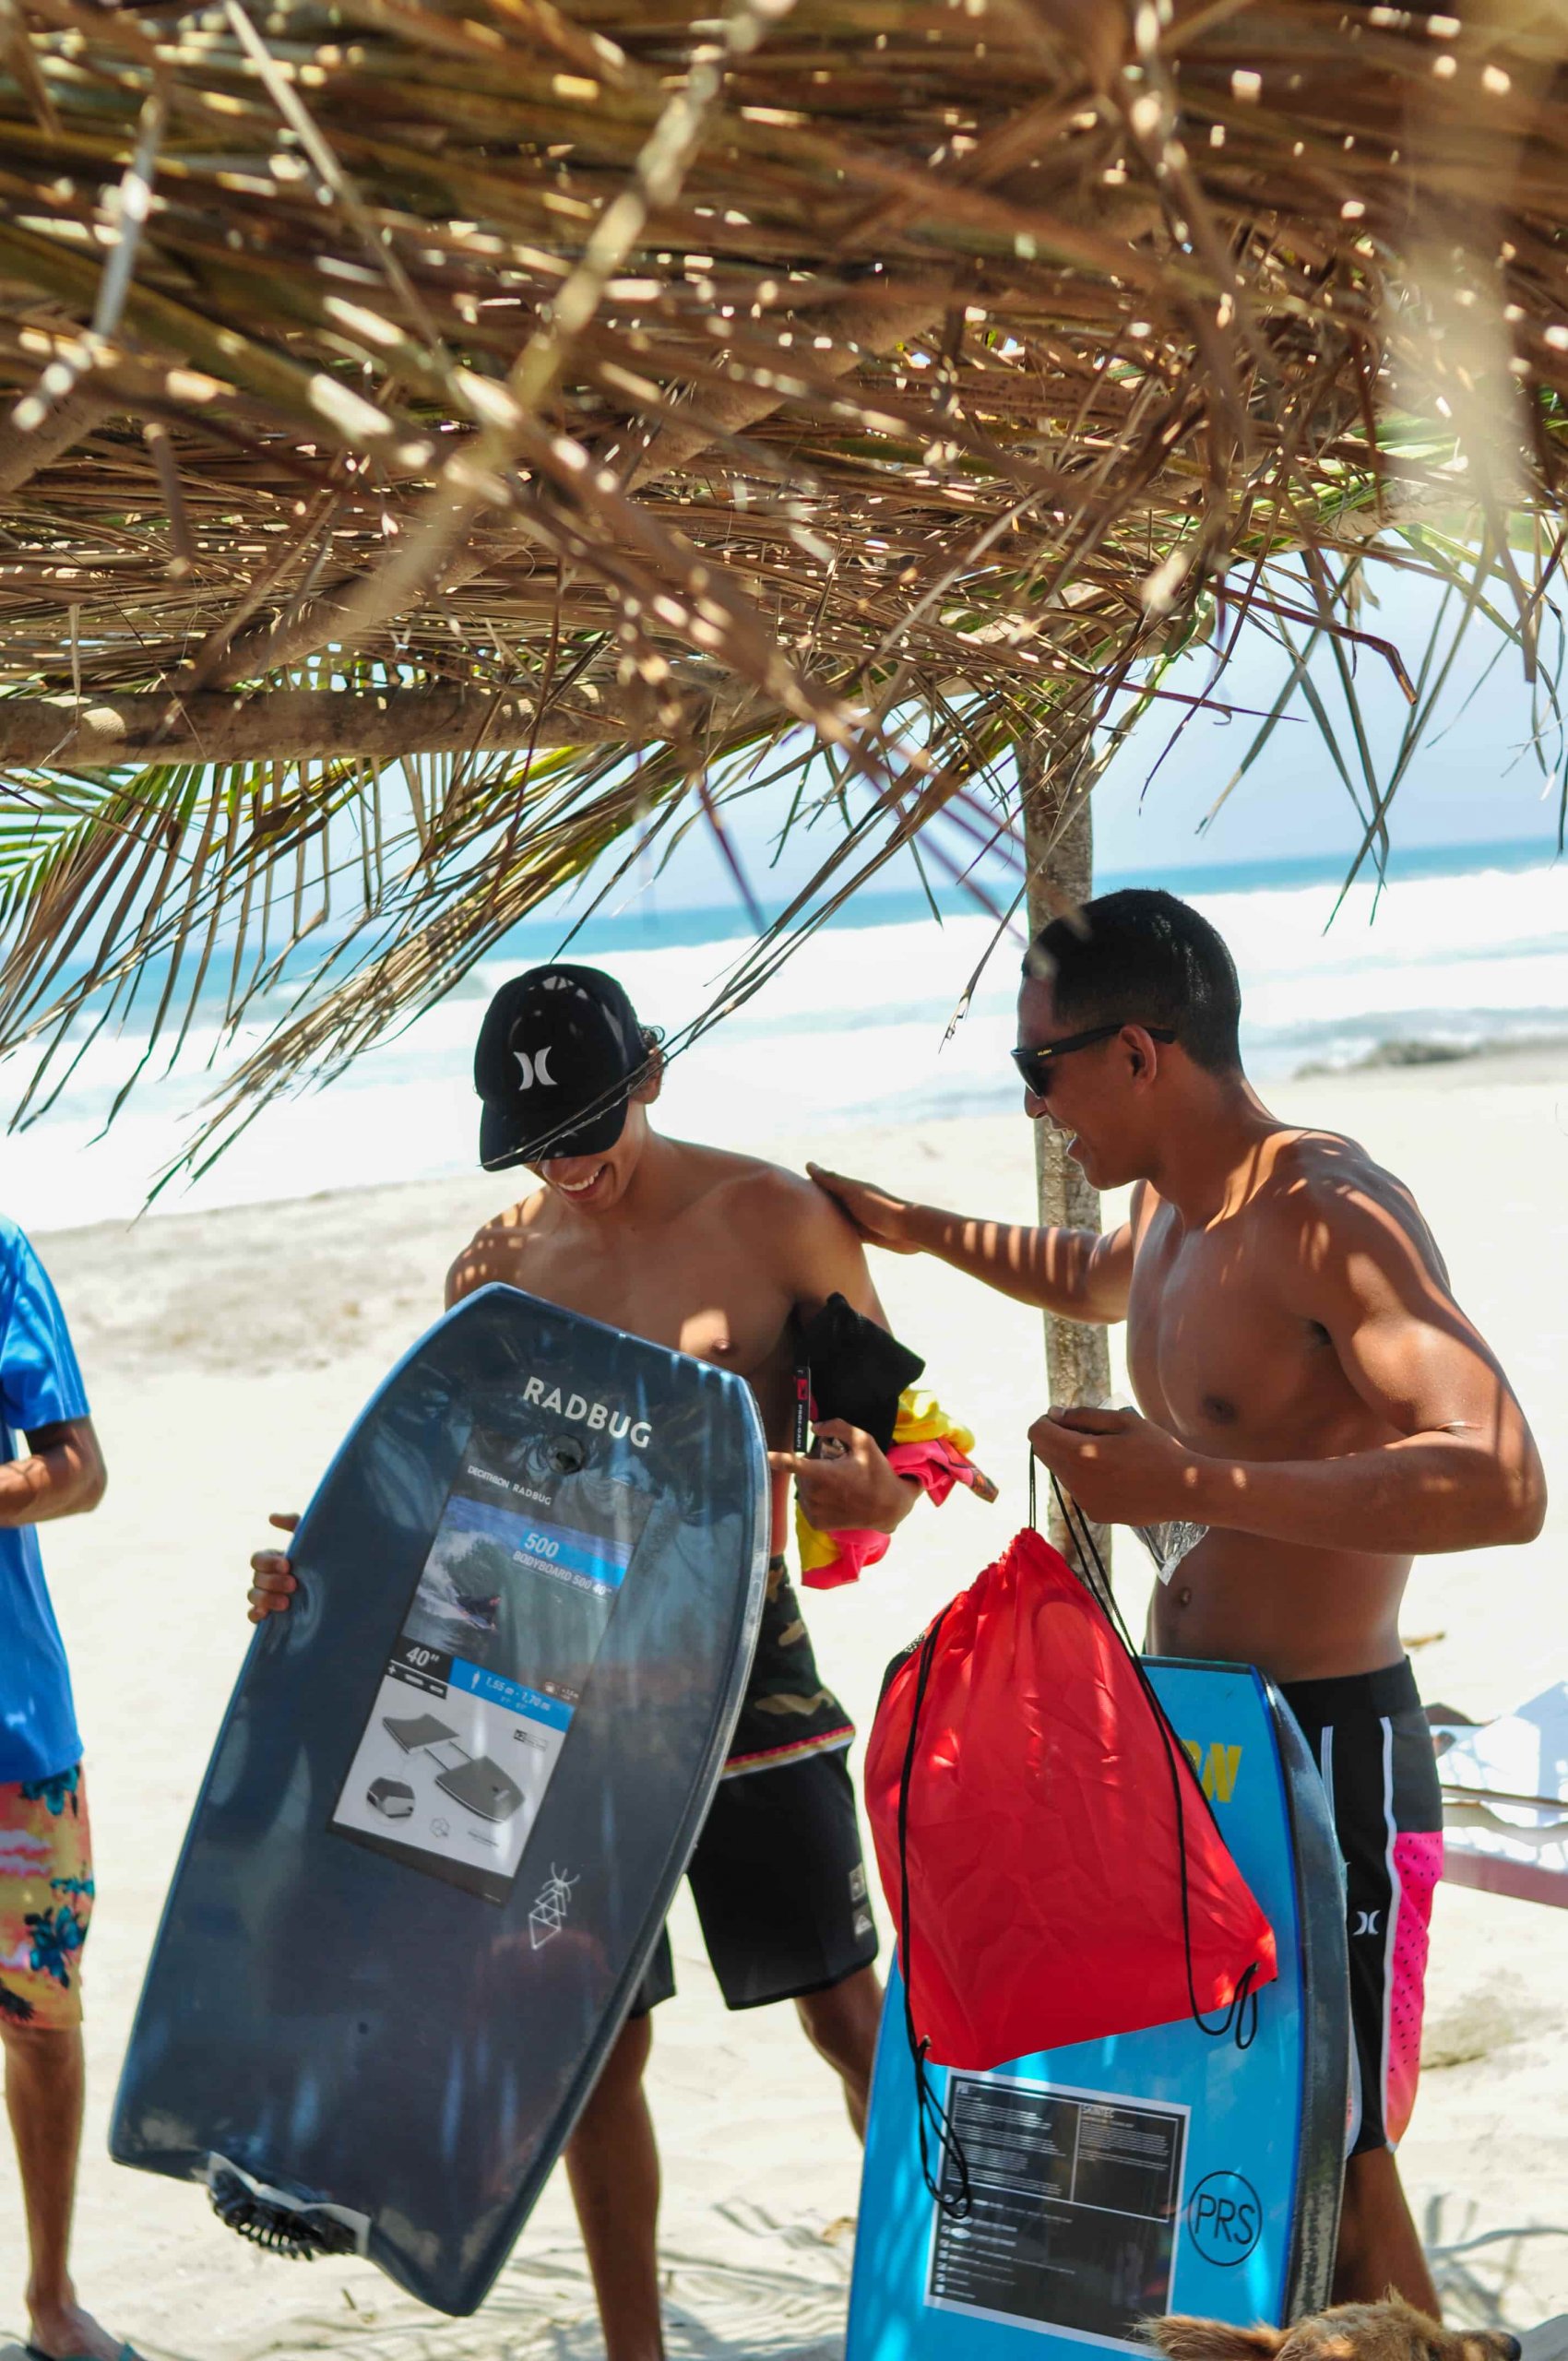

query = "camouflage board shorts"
723;1556;854;1774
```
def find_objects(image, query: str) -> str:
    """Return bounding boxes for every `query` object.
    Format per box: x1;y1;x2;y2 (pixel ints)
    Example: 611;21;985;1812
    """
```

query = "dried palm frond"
1;0;1565;1177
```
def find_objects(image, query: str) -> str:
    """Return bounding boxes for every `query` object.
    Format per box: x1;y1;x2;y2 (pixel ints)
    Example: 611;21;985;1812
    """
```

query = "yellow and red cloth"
797;1389;994;1591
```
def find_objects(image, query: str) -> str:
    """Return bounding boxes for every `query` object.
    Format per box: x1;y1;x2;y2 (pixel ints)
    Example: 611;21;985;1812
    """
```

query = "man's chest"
487;1225;794;1386
1125;1210;1331;1444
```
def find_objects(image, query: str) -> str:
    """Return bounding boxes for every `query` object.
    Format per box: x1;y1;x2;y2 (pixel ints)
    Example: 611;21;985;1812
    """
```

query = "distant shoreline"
1294;1030;1568;1080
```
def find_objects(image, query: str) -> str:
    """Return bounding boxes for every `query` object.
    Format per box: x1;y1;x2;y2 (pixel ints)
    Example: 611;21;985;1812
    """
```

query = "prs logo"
1187;2170;1263;2265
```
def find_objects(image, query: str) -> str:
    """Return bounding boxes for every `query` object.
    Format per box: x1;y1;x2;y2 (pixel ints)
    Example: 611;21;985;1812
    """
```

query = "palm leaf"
0;0;1564;1180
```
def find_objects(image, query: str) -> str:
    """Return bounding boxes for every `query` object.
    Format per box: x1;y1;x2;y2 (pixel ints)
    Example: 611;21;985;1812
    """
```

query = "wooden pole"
1019;732;1112;1572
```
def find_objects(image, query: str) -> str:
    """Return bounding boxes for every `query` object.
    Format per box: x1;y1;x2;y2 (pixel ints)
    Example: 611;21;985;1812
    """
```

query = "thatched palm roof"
2;0;1565;1174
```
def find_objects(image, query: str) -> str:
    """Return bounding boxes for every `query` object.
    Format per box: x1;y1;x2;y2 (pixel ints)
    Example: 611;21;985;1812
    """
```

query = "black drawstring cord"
897;1607;972;2220
893;1453;1261;2227
1042;1461;1261;2055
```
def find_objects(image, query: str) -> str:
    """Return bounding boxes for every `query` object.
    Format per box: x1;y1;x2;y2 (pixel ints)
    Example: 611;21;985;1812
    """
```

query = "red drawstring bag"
865;1526;1277;2074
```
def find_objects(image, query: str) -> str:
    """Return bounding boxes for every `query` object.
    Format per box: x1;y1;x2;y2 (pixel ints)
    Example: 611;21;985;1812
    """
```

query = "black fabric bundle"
796;1294;924;1454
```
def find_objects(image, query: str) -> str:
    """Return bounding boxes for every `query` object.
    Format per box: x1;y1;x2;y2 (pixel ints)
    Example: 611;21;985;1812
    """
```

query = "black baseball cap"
474;965;648;1170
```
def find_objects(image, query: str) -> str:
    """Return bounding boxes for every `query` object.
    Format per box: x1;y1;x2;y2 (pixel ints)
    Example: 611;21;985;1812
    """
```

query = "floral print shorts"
0;1763;94;2030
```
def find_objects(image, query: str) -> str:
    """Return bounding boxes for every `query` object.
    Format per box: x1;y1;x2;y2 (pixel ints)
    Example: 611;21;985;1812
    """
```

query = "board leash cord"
208;2166;360;2260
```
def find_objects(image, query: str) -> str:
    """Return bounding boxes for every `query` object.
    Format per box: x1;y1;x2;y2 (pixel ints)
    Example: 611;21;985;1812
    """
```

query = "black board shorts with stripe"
632;1555;876;2013
1278;1656;1443;2156
631;1742;878;2014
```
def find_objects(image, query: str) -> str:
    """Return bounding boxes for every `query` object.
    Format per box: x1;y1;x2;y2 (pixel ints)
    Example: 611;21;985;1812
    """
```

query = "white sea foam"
1;853;1562;1231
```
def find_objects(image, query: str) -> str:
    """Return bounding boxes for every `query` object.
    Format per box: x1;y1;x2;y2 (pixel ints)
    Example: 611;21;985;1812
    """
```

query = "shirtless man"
811;887;1546;2318
247;964;926;2361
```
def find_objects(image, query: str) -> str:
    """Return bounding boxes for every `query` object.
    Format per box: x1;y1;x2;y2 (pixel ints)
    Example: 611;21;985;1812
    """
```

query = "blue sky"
595;559;1564;919
1092;562;1562;872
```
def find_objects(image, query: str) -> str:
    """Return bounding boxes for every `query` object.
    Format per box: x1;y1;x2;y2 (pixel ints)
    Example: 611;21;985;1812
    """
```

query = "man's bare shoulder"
1259;1127;1447;1285
1265;1125;1418;1213
445;1192;551;1303
665;1143;864;1290
675;1140;843;1237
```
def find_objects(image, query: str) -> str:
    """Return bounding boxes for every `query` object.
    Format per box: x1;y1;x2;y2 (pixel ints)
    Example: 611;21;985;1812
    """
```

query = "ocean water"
0;837;1562;1233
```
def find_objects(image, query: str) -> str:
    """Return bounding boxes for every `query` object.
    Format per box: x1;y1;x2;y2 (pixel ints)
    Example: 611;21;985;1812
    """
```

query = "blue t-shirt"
0;1218;89;1784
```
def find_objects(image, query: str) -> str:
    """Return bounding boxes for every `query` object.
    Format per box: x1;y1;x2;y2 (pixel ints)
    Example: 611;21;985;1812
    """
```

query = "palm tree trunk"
1019;736;1112;1572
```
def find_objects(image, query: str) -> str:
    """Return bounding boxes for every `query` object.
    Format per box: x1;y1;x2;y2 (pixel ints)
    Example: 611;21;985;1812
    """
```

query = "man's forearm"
903;1201;1110;1318
1189;1431;1546;1556
0;1441;105;1526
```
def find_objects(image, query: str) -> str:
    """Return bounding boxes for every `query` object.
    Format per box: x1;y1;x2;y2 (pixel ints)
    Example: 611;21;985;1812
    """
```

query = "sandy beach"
5;1043;1567;2361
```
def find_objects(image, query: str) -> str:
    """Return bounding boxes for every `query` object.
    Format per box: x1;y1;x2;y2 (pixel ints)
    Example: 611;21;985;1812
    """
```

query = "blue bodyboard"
111;1284;769;2316
848;1662;1348;2359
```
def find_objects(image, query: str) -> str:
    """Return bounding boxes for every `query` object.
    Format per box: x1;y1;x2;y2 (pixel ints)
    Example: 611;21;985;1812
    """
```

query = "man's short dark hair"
1024;888;1242;1074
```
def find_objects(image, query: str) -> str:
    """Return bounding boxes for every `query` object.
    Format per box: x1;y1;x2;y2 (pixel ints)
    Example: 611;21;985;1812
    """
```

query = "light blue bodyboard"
847;1661;1348;2361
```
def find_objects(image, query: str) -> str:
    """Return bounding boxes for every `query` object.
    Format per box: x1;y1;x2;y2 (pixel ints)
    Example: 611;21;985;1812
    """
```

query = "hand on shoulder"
804;1163;921;1253
706;1155;847;1246
696;1157;892;1324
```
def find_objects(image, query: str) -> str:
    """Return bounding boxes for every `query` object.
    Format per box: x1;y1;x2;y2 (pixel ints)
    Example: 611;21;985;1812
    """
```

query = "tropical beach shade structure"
865;1527;1277;2072
3;2;1568;1174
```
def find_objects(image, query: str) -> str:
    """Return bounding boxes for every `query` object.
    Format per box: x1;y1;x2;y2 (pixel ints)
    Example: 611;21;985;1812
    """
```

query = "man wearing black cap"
471;965;658;1188
249;963;921;2361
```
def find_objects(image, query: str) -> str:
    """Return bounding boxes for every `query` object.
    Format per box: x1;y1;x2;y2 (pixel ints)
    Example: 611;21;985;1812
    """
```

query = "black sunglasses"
1011;1022;1175;1097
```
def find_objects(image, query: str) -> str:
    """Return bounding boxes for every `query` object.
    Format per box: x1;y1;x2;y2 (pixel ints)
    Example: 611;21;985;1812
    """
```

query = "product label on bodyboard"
331;1425;652;1901
926;2074;1188;2348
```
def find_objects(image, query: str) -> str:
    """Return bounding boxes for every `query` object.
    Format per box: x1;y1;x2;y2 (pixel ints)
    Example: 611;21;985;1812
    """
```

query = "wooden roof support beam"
0;383;110;495
0;685;649;767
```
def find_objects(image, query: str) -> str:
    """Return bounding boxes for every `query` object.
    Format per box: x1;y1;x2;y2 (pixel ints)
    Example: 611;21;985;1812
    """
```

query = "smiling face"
1016;974;1162;1191
529;1077;659;1216
1017;891;1246;1186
